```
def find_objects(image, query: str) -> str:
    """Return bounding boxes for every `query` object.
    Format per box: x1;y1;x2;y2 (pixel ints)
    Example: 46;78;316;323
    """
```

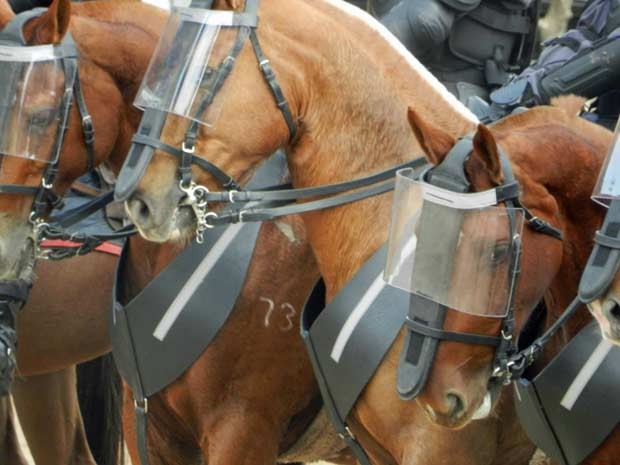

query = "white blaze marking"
153;223;245;340
560;338;614;410
320;0;479;124
331;273;385;362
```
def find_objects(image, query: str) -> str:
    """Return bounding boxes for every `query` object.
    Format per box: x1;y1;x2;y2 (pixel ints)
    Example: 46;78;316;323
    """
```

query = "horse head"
117;0;297;242
403;103;610;429
0;0;163;280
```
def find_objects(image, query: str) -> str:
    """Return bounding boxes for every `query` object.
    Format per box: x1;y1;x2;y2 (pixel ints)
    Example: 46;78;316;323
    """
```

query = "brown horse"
0;0;166;463
121;1;546;464
404;98;620;463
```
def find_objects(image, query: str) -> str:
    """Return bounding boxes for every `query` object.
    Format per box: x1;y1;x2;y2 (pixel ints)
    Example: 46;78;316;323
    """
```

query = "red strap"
40;239;123;257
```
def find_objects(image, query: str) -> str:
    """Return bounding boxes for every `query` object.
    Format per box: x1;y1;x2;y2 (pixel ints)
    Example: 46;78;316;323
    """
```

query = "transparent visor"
0;45;73;163
384;168;524;317
135;7;253;127
593;119;620;207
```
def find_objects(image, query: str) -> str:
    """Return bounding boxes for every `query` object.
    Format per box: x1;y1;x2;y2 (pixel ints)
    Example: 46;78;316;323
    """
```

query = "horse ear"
0;1;15;30
21;0;71;45
471;124;503;185
407;107;456;166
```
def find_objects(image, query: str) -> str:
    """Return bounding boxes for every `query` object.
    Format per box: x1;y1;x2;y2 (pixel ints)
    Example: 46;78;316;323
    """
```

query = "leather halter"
0;8;96;222
396;135;564;401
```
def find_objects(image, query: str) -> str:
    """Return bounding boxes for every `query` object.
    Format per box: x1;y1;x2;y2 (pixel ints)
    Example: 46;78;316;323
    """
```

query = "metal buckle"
41;177;53;190
181;142;196;155
228;190;239;203
81;115;95;143
338;426;356;441
134;398;148;414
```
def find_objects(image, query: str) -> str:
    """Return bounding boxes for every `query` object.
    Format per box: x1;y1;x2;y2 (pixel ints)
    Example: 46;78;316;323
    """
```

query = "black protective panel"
514;379;568;465
111;152;286;396
302;245;409;421
515;321;620;465
112;220;261;396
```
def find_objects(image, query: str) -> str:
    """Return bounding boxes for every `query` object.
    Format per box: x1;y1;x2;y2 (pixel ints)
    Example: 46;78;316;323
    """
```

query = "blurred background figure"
372;0;540;102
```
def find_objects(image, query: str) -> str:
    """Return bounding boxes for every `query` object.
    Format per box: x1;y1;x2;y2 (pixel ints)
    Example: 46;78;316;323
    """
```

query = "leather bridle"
115;0;297;242
395;135;565;402
0;8;96;242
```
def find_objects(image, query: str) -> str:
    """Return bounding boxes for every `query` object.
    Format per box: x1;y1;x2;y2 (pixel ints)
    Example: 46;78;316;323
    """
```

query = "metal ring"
501;330;513;341
204;212;218;229
179;179;193;192
41;178;53;189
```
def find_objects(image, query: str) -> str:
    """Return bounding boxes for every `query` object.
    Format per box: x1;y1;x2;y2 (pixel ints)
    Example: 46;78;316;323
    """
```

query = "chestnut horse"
588;264;620;344
121;1;548;464
0;0;166;463
404;99;620;463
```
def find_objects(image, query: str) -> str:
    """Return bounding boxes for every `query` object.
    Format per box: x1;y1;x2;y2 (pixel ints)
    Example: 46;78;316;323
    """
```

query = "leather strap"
131;134;241;190
205;157;428;203
594;230;620;249
405;317;501;346
249;29;297;140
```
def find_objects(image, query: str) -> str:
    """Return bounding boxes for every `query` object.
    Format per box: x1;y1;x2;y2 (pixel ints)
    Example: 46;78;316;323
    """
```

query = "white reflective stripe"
560;338;614;411
330;274;385;363
421;182;498;210
153;223;245;340
177;8;239;26
0;45;57;62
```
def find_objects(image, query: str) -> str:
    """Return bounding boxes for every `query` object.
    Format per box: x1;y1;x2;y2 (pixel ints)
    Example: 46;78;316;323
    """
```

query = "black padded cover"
514;321;620;465
111;153;286;396
301;245;409;422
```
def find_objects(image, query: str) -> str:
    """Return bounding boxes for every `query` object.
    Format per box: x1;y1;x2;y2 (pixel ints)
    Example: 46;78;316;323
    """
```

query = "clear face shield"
0;45;75;166
593;119;620;207
134;6;257;127
385;168;524;318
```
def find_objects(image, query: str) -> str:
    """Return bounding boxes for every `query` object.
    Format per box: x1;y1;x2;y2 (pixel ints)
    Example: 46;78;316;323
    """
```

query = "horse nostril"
602;299;620;322
446;392;467;421
611;303;620;320
127;196;152;226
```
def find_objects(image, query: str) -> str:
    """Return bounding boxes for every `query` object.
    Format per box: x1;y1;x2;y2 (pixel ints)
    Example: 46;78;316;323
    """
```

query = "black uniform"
375;0;539;102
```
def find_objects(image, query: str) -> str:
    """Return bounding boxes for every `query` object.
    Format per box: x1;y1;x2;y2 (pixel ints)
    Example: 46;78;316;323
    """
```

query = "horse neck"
267;0;477;295
506;114;612;349
69;2;166;173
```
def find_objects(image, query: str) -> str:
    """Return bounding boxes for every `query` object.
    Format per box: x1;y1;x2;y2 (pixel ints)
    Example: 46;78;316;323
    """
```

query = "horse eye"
489;242;510;266
30;108;57;128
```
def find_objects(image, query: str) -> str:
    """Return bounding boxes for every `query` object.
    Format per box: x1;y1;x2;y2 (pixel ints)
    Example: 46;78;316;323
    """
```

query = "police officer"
489;0;620;127
373;0;539;102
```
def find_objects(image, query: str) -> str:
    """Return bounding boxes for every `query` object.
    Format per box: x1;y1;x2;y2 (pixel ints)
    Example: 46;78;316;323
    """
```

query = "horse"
119;1;547;464
403;98;620;464
588;271;620;344
0;0;167;462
